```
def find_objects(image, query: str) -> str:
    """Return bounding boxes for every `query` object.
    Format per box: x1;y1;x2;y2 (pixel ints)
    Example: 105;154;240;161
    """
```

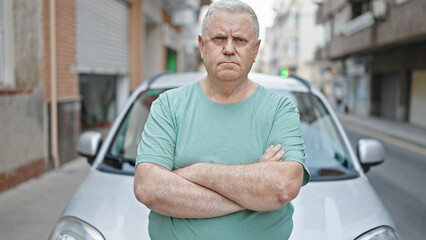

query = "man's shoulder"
256;85;298;113
155;80;199;109
257;85;292;103
162;80;197;97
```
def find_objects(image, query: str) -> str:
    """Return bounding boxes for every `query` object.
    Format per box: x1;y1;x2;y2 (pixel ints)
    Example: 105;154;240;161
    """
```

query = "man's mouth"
219;62;239;66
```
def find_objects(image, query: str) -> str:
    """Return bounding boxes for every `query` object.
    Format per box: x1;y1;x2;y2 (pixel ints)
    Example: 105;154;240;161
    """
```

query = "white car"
50;72;400;240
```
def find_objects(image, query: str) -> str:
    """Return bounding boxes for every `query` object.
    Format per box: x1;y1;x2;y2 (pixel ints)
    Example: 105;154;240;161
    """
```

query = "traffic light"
280;67;291;78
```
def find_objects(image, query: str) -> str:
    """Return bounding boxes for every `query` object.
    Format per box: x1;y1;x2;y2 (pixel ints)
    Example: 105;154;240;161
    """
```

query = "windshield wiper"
334;152;348;168
104;154;136;168
310;167;359;181
318;168;345;177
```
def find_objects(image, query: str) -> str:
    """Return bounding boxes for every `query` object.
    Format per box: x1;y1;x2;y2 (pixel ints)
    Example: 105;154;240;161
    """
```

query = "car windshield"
272;90;357;181
102;88;358;180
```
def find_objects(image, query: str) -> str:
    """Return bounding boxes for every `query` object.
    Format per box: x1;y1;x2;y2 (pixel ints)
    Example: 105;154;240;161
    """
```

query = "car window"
101;89;166;174
273;90;358;181
102;88;358;180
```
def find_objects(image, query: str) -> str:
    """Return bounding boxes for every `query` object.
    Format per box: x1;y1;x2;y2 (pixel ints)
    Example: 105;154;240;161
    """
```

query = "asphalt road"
345;128;426;240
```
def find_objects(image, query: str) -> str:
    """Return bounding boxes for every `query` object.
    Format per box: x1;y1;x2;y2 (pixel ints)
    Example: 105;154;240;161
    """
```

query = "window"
352;0;371;19
0;0;15;89
333;6;350;36
0;0;4;85
287;11;299;29
288;38;298;58
274;90;357;181
324;20;332;45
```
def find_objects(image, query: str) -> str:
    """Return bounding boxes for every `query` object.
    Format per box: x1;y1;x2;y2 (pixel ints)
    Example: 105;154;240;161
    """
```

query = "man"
134;0;310;239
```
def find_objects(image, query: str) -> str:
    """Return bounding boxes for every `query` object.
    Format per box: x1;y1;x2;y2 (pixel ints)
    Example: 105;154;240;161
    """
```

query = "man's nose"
223;38;236;55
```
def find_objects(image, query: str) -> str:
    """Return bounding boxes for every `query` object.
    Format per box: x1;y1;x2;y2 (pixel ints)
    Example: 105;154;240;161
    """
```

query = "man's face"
199;11;260;82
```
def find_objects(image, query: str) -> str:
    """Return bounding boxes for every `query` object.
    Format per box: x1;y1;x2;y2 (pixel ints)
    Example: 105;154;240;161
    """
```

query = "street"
345;128;426;240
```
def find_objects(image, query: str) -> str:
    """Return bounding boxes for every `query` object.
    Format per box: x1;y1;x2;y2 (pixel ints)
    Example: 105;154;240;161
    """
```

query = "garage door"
76;0;129;74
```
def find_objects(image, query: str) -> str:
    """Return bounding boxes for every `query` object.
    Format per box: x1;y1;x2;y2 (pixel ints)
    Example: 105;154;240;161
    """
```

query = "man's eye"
214;37;224;40
234;38;246;43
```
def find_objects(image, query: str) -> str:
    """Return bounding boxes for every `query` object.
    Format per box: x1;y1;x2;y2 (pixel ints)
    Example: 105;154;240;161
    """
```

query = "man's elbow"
134;165;160;208
276;161;304;205
277;182;301;206
134;181;157;207
134;163;168;208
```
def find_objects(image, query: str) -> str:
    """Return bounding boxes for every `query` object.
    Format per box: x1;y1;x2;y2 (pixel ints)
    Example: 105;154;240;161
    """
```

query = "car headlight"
49;216;105;240
355;226;399;240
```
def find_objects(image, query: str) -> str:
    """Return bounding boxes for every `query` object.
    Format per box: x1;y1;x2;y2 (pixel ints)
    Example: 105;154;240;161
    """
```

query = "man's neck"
200;76;258;104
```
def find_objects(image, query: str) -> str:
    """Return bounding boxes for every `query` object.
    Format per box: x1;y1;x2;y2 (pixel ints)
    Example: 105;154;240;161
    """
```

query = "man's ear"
253;39;261;63
198;35;204;59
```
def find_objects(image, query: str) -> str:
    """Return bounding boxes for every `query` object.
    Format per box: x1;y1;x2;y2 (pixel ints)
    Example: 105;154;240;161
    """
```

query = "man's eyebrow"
210;32;226;38
232;33;248;37
232;32;254;40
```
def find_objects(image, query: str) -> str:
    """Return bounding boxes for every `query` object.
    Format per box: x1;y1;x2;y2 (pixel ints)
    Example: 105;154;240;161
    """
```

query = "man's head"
201;0;260;40
199;0;261;82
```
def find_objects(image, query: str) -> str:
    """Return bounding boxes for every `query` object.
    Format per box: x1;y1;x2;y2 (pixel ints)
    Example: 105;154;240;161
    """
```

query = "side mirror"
357;138;385;173
77;131;102;165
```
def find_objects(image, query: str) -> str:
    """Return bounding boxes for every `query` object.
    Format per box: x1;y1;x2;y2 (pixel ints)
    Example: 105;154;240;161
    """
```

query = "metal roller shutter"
76;0;129;74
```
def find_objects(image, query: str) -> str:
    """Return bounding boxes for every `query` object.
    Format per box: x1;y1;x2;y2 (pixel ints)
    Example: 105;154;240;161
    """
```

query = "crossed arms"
134;144;304;219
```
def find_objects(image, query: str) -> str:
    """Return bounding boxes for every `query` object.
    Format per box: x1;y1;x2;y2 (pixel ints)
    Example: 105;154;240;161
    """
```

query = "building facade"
0;0;208;192
315;0;426;128
258;0;323;83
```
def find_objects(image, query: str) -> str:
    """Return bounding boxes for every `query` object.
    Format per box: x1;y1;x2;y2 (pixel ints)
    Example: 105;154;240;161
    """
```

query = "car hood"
290;176;394;240
63;170;394;240
62;169;151;240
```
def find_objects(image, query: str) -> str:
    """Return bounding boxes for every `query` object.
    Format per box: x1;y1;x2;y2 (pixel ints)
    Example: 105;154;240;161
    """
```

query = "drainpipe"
50;0;59;168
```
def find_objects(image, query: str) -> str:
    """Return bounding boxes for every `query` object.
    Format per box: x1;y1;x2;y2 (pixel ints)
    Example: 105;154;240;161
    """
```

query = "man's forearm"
174;161;304;211
134;163;244;219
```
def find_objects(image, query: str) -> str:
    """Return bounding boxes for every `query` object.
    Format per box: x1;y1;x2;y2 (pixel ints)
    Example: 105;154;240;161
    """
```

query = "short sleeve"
136;95;176;170
268;98;311;186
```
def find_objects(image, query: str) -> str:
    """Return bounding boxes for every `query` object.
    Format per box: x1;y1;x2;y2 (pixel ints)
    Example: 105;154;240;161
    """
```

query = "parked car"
50;72;399;240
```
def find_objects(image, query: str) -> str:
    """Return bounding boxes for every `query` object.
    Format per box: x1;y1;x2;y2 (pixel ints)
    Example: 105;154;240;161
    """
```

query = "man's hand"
258;144;285;163
135;145;303;218
174;145;304;212
134;162;244;219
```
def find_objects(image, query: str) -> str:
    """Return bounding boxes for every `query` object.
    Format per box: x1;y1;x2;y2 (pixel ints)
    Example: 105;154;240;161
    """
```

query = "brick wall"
56;0;78;99
129;0;144;92
42;0;78;102
41;0;81;166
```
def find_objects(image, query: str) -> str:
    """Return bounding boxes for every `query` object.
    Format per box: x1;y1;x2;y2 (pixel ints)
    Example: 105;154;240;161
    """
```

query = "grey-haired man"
134;1;310;239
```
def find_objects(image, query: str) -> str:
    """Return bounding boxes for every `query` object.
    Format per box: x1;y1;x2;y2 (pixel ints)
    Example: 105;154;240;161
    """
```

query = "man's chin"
215;70;242;81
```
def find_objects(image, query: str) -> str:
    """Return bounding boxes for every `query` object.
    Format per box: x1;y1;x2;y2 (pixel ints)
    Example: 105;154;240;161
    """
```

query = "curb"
338;114;426;155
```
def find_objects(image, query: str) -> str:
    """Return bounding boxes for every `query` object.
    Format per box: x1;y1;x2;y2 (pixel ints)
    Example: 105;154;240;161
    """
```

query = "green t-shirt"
136;80;310;240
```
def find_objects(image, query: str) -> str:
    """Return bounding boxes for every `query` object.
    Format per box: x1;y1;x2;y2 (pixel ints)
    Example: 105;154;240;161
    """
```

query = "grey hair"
201;0;260;39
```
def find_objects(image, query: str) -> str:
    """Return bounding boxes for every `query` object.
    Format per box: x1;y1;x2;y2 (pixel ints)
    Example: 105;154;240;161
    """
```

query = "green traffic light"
280;68;290;78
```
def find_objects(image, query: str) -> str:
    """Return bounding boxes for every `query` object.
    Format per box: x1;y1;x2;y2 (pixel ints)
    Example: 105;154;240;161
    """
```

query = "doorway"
371;72;399;120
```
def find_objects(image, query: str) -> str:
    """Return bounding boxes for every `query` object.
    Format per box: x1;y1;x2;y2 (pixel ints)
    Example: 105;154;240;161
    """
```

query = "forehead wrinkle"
205;12;255;38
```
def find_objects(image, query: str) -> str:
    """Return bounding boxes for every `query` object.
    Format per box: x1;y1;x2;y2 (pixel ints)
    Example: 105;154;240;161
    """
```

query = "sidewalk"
0;157;90;240
338;113;426;150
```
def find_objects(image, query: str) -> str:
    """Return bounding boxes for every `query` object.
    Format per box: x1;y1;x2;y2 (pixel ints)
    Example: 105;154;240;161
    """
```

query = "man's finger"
259;145;282;162
269;150;285;162
259;145;274;162
267;145;282;156
266;145;283;161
